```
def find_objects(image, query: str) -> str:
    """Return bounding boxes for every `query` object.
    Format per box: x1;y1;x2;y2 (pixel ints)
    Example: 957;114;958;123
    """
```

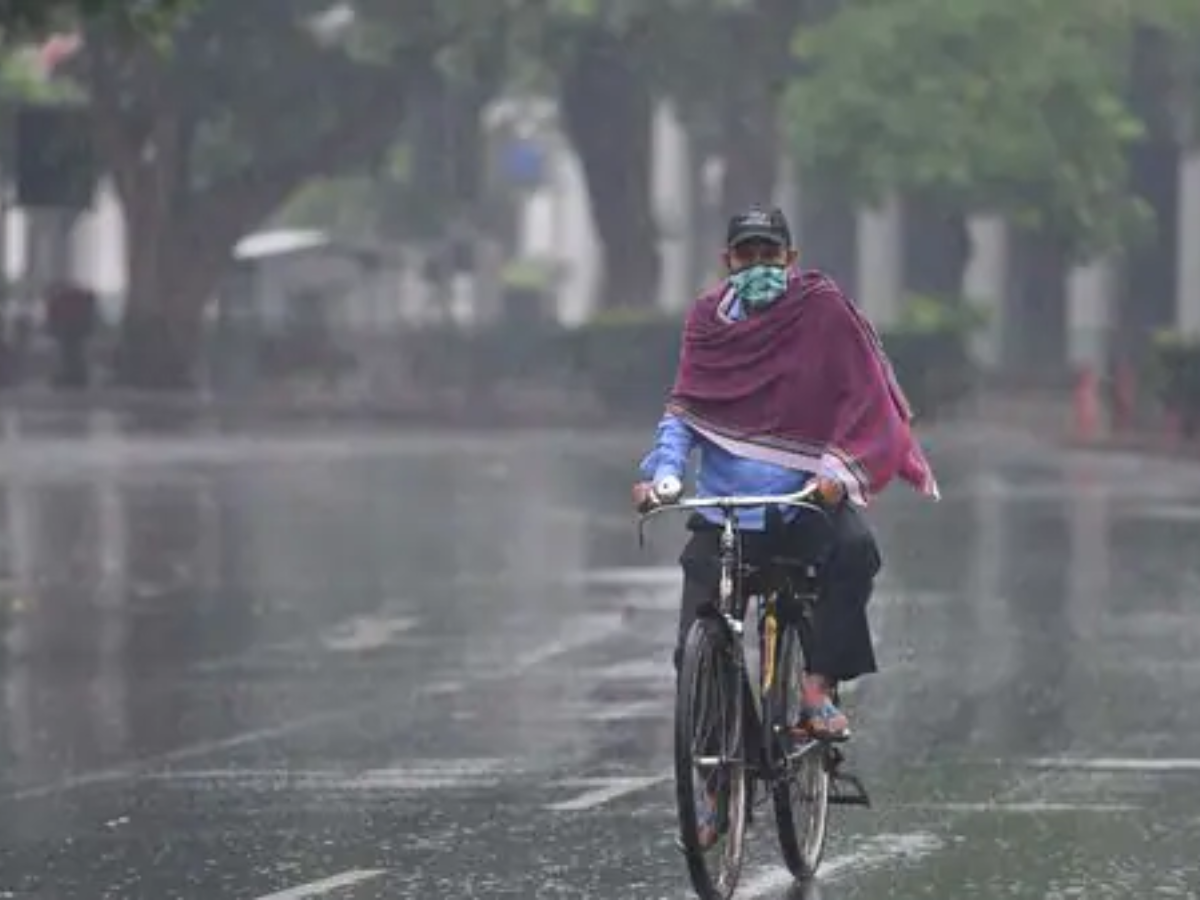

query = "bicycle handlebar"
636;482;830;546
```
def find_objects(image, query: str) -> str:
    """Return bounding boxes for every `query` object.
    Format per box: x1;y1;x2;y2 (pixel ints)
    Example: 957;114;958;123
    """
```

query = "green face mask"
729;264;788;310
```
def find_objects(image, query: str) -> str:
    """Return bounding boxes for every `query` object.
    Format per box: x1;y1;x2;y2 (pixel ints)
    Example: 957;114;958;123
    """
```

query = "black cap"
726;205;792;248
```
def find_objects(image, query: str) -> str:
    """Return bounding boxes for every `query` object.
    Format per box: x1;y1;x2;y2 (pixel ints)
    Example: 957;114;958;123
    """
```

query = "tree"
525;0;820;309
0;0;193;37
653;0;829;216
520;0;659;310
784;0;1153;262
1115;6;1200;344
56;0;468;387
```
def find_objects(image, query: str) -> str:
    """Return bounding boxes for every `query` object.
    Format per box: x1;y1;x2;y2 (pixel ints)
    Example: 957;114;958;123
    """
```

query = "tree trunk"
560;29;659;311
115;228;214;390
1007;229;1068;385
719;86;779;217
112;142;271;390
1118;27;1179;364
407;68;490;242
109;106;204;390
797;173;858;294
902;192;970;298
106;112;415;388
715;0;804;220
684;143;710;292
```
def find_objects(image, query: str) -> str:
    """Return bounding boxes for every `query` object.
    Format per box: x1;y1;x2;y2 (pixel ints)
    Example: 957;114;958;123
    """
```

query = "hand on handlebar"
631;475;682;513
812;476;846;507
632;475;842;513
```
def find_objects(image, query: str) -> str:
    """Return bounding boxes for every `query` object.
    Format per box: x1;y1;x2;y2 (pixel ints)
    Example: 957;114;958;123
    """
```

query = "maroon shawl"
668;268;939;506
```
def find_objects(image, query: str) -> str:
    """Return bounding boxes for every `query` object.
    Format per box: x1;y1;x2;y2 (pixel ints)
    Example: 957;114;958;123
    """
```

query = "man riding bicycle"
634;205;938;742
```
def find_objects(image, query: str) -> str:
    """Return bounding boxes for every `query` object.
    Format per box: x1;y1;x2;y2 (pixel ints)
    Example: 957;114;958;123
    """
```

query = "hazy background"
0;0;1195;437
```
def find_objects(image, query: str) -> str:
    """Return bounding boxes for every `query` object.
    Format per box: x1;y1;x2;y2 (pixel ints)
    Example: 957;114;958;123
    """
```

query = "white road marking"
589;659;674;683
736;831;943;898
348;758;508;791
414;679;464;697
189;603;420;672
1026;757;1200;773
511;613;625;668
9;711;355;801
736;752;1166;898
903;801;1138;813
6;612;624;802
570;566;680;588
320;614;418;652
146;759;510;792
546;773;670;811
254;869;386;899
583;700;666;721
1134;503;1200;522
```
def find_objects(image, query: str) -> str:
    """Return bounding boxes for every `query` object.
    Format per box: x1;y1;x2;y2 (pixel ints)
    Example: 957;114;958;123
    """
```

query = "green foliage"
1156;12;1200;145
273;174;383;236
501;257;555;291
890;293;989;337
0;48;82;102
877;293;985;417
569;310;682;415
785;0;1155;257
0;0;194;39
274;142;415;238
1150;328;1200;433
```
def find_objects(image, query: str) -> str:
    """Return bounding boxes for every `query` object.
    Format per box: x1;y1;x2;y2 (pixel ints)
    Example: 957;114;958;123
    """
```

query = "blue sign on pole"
500;139;546;188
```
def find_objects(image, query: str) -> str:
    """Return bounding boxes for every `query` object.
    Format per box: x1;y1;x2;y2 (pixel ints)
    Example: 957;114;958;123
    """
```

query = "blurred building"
1;98;1197;390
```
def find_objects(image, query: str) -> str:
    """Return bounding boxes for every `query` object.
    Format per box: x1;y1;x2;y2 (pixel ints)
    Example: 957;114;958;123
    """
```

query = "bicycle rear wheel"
770;622;831;880
675;617;748;900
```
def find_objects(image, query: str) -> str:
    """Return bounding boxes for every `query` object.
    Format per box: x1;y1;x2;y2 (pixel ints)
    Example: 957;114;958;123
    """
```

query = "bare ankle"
802;673;830;692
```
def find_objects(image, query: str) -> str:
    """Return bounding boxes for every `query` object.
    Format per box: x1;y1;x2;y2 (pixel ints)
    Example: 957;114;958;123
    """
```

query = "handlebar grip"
652;475;682;504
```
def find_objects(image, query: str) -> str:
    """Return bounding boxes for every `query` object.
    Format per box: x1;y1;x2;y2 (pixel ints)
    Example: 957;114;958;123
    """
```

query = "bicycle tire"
674;617;748;900
769;621;831;881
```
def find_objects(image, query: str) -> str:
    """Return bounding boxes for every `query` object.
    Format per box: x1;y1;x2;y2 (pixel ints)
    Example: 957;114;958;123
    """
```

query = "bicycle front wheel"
771;622;831;880
675;617;748;900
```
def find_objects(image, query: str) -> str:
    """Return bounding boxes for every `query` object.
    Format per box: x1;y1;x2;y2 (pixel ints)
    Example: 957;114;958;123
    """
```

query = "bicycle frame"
639;483;832;767
637;481;829;623
648;482;870;898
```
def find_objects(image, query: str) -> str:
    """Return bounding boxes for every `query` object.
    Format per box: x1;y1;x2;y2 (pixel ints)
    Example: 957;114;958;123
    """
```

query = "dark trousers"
674;502;881;683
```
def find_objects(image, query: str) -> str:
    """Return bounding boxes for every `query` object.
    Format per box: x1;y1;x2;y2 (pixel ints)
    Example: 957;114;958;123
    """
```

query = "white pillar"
551;138;600;325
962;215;1008;369
652;100;692;313
855;194;903;326
1066;256;1115;371
1177;148;1200;334
773;143;800;248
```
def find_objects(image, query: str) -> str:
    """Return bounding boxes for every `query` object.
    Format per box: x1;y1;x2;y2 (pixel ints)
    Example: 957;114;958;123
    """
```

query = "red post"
1112;359;1135;434
1073;366;1100;442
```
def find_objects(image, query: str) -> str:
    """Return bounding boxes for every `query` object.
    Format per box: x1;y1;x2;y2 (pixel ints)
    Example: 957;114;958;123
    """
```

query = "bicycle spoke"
771;622;831;881
675;619;747;900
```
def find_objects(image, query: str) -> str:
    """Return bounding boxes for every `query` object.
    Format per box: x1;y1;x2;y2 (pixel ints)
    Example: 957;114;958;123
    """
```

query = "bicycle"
638;482;871;900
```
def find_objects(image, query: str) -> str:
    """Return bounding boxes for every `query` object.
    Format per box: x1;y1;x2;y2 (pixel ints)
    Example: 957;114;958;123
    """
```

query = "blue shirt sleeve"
639;413;697;482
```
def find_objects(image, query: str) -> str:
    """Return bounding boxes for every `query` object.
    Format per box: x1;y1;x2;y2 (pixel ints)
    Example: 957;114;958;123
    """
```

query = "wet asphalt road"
2;409;1200;899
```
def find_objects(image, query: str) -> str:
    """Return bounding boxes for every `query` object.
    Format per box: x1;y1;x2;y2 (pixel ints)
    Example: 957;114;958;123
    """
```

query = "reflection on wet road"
2;410;1200;898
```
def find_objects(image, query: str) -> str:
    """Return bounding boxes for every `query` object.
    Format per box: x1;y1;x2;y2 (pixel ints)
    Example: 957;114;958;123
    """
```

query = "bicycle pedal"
788;724;851;745
829;770;871;808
